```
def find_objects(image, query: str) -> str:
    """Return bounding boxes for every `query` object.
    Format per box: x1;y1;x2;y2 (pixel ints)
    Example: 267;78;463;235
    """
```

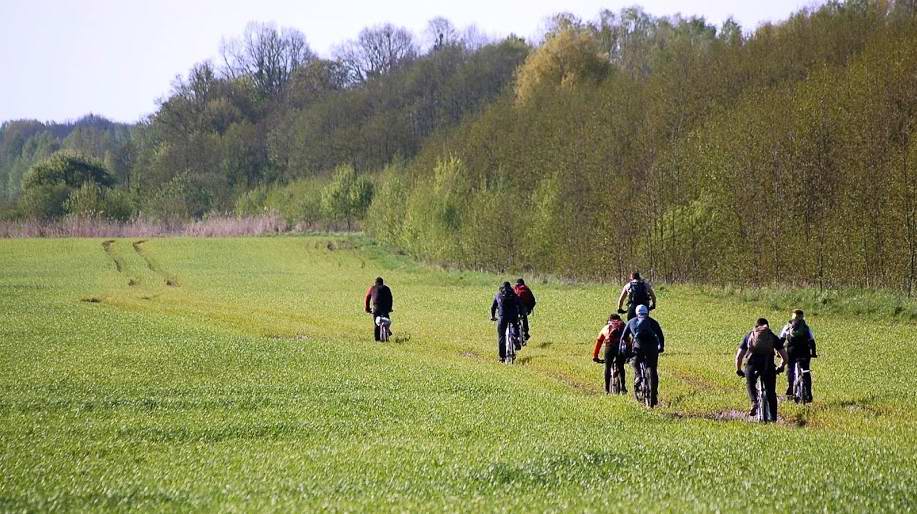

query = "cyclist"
779;309;818;401
490;281;521;363
363;277;393;342
513;278;537;341
592;313;628;394
620;304;664;406
735;318;789;421
616;271;657;320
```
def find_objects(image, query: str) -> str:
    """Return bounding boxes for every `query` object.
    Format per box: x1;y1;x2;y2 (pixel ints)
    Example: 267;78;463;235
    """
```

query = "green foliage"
141;174;210;223
234;177;327;226
22;151;114;190
369;3;917;291
63;183;137;221
320;164;374;229
17;183;71;220
1;237;915;510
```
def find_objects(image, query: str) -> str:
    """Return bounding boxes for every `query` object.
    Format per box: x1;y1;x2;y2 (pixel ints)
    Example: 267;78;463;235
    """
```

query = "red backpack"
514;284;536;310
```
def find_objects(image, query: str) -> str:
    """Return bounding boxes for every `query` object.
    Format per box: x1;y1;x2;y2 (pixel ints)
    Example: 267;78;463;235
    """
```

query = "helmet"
635;304;649;317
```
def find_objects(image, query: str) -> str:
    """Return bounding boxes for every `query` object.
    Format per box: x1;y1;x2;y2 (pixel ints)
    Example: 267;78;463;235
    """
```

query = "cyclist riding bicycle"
364;277;393;342
779;309;818;401
592;313;629;394
490;281;522;363
620;304;664;406
513;278;537;341
616;271;657;320
735;318;789;421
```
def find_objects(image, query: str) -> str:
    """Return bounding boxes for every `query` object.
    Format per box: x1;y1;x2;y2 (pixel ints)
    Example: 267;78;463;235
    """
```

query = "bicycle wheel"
504;325;515;363
801;368;813;404
757;377;769;423
793;362;803;404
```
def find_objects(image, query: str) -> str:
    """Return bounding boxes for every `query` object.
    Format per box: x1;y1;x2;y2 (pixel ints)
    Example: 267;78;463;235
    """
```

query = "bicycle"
504;320;522;364
792;361;813;404
375;315;392;342
748;365;783;423
632;354;654;408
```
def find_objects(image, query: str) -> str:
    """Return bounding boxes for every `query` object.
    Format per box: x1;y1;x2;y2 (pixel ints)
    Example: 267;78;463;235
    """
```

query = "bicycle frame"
375;315;391;342
504;321;520;363
794;361;812;404
756;374;770;422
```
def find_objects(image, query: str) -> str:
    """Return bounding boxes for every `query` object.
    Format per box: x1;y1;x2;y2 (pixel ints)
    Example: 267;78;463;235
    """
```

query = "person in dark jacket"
616;271;657;320
490;281;521;362
778;309;818;401
364;277;393;341
513;278;537;341
620;304;664;406
735;318;789;421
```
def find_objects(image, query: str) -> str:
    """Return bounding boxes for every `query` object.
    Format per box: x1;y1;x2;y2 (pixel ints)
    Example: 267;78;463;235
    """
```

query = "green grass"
1;236;915;512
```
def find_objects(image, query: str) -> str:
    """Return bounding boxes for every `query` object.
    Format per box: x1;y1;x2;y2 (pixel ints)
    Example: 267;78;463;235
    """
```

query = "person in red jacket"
513;278;537;341
592;313;629;394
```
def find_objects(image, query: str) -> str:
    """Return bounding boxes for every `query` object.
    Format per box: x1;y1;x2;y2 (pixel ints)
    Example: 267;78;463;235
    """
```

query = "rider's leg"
604;357;612;393
497;317;509;361
616;355;627;393
373;318;381;341
745;364;759;415
785;357;797;396
521;312;530;340
631;353;642;392
763;366;779;422
646;349;659;406
626;305;637;321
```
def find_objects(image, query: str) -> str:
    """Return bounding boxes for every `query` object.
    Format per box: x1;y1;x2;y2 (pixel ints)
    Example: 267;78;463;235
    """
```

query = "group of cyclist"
363;270;817;422
489;279;537;362
590;271;817;420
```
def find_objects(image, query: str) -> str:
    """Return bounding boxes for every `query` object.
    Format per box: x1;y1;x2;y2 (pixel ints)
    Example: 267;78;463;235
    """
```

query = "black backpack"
498;288;519;318
786;320;809;349
372;285;393;313
628;280;650;307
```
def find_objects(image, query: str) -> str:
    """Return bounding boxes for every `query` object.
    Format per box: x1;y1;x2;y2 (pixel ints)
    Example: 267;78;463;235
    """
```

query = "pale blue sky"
0;0;815;124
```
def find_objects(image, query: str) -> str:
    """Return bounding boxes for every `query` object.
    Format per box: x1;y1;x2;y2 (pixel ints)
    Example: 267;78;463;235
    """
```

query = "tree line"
2;1;917;292
366;1;917;293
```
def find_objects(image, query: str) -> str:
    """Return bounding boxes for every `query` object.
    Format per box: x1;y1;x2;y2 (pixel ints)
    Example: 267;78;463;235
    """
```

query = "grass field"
1;236;916;512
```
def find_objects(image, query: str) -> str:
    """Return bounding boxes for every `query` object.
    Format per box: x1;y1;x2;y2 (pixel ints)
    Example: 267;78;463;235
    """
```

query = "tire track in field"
132;240;179;287
101;240;124;273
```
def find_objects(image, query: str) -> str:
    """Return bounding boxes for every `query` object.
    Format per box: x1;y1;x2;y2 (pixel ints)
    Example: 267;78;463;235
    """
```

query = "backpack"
631;318;658;349
514;284;536;310
748;326;778;356
497;287;519;318
628;280;650;307
372;285;393;313
786;320;809;349
608;320;629;354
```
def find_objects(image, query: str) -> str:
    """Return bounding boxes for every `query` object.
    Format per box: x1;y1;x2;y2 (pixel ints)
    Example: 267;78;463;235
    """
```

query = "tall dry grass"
0;214;290;238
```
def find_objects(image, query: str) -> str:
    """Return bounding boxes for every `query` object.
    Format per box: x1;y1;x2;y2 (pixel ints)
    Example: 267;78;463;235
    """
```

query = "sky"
0;0;815;125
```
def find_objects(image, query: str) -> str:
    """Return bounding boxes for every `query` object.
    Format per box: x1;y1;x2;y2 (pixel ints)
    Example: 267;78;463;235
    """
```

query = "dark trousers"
745;362;778;421
631;346;659;404
496;317;517;359
372;311;390;341
520;309;530;338
604;349;627;394
626;306;638;321
787;356;812;397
